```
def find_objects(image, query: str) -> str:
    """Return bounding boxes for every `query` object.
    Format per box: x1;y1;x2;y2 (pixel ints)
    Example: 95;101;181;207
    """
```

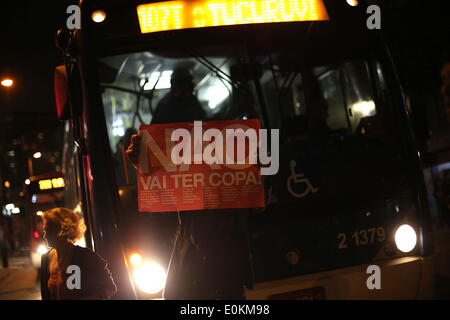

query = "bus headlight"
394;224;417;253
37;244;48;255
133;262;167;294
130;253;142;267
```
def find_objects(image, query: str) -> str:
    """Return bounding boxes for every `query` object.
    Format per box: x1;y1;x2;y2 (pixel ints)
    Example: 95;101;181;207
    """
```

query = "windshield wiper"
183;46;252;98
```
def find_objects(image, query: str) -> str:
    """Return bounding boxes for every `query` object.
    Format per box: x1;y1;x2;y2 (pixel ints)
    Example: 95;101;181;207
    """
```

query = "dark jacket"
151;92;253;299
163;209;253;300
41;245;117;300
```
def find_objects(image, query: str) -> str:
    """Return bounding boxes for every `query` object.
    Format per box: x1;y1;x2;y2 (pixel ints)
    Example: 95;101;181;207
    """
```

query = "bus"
55;0;435;299
24;173;66;269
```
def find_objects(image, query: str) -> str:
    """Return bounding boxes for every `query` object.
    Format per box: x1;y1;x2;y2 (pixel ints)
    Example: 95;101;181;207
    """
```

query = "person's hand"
126;134;140;169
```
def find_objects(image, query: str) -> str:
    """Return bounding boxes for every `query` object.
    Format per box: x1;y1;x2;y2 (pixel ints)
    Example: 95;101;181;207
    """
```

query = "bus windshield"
97;42;415;282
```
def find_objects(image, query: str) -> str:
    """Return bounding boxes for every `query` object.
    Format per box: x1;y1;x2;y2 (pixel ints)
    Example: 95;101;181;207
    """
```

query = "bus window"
317;68;348;132
341;61;377;133
99;52;259;191
97;51;263;298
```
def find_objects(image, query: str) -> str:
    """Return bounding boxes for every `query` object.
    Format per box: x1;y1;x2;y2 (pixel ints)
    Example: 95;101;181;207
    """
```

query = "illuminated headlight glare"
91;10;106;23
133;262;167;294
130;253;142;267
37;244;48;255
394;224;417;253
346;0;359;6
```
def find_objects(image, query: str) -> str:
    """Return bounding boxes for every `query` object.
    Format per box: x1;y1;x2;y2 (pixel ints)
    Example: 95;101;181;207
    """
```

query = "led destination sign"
137;0;329;34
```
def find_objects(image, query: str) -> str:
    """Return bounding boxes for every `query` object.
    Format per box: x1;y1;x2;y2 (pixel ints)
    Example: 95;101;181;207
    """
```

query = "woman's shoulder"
72;245;107;266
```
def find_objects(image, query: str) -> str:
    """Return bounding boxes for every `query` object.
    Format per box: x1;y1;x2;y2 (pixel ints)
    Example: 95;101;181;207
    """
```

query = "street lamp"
33;152;41;159
91;10;106;23
1;79;13;87
346;0;359;6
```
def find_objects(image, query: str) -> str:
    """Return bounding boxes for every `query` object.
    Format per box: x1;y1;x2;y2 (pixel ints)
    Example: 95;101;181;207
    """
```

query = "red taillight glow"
33;231;40;238
54;66;69;119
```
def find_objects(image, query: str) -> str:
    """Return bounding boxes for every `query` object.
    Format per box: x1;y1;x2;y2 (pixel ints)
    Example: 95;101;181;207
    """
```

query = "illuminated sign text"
137;0;329;33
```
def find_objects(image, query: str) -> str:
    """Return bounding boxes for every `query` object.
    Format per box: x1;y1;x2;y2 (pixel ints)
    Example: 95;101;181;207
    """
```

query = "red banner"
137;119;265;212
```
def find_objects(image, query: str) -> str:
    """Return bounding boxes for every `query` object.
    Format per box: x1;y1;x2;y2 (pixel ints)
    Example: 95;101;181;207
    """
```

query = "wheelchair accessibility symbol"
287;160;319;198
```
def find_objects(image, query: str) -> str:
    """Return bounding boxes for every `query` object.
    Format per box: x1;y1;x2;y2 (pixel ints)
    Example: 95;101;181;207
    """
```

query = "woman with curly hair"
40;208;117;300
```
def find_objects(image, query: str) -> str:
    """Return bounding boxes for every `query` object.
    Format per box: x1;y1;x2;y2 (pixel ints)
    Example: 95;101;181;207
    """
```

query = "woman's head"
43;208;86;247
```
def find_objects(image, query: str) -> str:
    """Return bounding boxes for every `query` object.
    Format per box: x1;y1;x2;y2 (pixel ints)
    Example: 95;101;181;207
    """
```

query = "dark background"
0;0;77;202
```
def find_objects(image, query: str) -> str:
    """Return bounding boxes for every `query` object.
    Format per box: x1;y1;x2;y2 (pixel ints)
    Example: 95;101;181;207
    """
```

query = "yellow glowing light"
137;0;329;34
133;262;167;294
1;79;13;87
92;10;107;23
352;100;376;117
25;179;30;185
74;236;86;247
39;179;52;190
4;181;10;188
33;152;42;159
73;203;82;213
37;211;43;216
346;0;358;7
38;177;64;190
37;244;48;255
130;253;143;267
51;178;65;188
394;224;417;253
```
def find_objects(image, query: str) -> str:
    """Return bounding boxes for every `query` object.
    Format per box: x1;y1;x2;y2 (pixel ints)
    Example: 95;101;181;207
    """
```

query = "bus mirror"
54;65;70;120
54;64;83;120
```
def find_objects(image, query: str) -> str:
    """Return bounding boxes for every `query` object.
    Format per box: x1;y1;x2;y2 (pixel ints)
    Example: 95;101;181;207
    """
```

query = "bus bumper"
245;256;435;299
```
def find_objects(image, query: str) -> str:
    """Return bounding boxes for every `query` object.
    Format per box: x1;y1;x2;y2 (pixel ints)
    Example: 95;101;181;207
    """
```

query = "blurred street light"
91;10;106;23
1;79;13;87
33;152;42;159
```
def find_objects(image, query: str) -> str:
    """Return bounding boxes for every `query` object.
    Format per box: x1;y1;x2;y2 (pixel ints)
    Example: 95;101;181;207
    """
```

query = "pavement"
0;255;41;300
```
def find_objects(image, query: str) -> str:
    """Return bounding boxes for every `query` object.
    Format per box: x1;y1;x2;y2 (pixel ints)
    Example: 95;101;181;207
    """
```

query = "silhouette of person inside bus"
151;67;207;124
126;67;252;299
40;208;117;300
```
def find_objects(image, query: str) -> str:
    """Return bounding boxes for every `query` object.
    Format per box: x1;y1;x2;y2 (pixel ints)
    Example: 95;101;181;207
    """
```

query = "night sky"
0;0;78;197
